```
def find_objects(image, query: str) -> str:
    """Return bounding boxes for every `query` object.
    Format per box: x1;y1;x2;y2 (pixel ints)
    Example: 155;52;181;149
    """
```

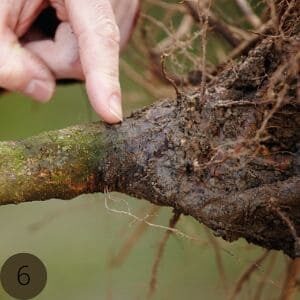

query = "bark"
1;25;299;256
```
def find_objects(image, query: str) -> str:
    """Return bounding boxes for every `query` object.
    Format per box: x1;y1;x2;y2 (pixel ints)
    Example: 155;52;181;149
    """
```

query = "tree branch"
0;35;299;257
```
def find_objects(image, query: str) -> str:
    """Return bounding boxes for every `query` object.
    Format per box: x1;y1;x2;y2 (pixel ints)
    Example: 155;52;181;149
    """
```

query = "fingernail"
109;95;123;122
25;80;53;102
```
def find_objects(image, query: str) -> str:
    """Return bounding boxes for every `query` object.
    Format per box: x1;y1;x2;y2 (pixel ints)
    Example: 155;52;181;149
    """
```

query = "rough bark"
1;19;299;256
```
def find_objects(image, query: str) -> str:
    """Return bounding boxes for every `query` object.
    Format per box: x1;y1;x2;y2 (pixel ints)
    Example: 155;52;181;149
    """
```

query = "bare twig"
120;59;164;98
280;258;300;300
161;53;181;98
109;205;161;267
267;198;300;254
185;0;242;47
145;0;186;13
154;15;194;54
104;193;196;242
198;0;211;104
229;251;270;300
222;20;272;63
235;0;262;28
147;212;181;299
279;0;298;36
265;0;279;32
204;228;228;294
254;252;278;300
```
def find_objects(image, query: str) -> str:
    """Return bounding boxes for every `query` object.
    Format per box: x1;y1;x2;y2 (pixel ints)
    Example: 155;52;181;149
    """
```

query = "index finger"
65;0;122;123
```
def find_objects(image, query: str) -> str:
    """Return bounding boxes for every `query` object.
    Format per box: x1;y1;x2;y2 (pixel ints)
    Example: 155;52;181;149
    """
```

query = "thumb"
0;30;55;102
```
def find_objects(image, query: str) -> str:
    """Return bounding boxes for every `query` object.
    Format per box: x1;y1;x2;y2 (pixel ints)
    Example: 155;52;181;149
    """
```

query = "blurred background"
0;1;296;299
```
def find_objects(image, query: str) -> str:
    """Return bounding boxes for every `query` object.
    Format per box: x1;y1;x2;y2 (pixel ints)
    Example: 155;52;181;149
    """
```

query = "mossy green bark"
0;123;108;204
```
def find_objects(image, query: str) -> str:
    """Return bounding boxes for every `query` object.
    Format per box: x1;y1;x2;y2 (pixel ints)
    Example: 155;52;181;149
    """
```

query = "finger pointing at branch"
65;0;122;123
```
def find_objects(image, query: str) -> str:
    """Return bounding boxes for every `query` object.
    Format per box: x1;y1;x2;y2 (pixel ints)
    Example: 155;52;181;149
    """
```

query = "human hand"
0;0;139;123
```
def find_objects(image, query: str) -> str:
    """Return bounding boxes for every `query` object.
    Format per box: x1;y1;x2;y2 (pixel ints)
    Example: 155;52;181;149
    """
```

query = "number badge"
0;253;47;300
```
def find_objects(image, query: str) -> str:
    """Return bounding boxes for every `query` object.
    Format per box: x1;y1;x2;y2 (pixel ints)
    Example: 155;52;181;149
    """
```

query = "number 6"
17;265;30;286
